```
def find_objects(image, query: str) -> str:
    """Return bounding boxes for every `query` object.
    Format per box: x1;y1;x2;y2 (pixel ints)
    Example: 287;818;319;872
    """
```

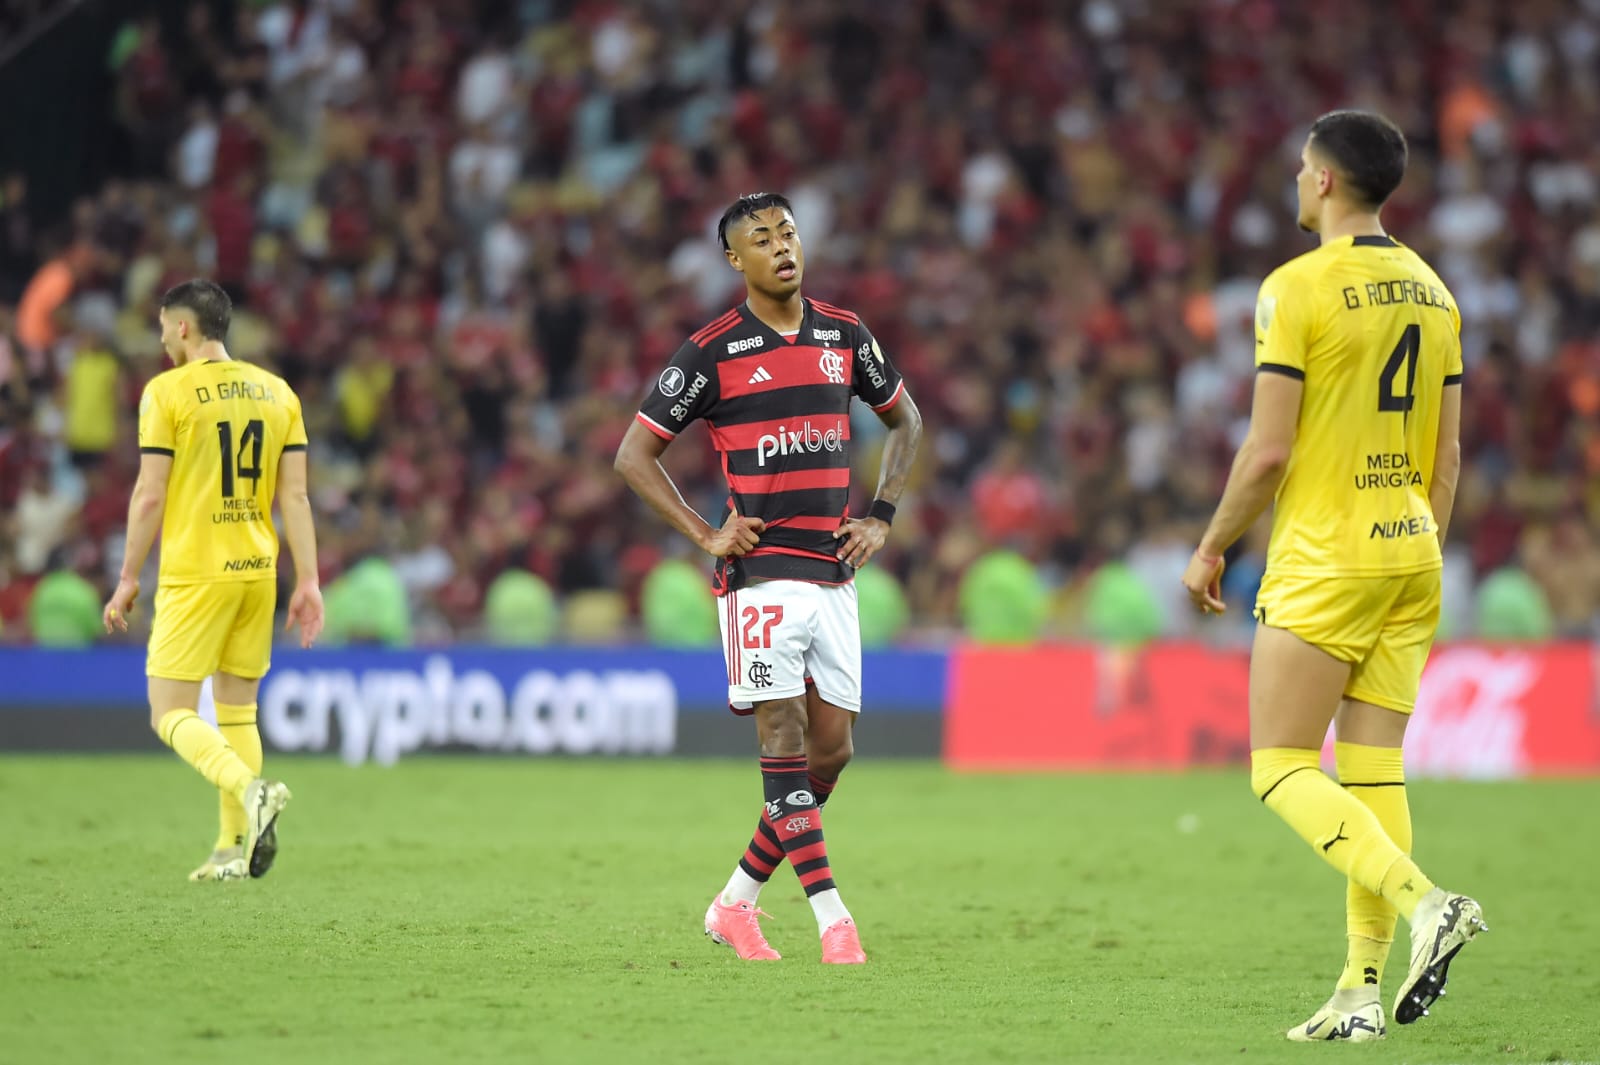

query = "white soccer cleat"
242;779;291;880
188;846;248;883
1394;889;1487;1024
1288;986;1386;1042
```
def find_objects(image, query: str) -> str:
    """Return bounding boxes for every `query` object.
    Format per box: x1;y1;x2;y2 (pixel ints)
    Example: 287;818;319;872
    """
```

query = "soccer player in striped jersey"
616;192;922;963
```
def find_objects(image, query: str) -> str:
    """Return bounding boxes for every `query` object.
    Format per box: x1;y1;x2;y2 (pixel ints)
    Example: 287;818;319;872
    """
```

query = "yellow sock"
156;709;254;804
214;702;263;850
1335;742;1410;989
1250;747;1435;920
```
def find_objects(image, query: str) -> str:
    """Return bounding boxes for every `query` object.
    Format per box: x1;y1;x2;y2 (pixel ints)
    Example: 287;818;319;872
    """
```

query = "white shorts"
718;579;862;713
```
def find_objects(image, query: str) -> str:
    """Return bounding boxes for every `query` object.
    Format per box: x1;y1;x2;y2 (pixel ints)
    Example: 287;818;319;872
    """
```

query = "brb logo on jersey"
818;349;846;384
755;420;845;466
727;335;764;354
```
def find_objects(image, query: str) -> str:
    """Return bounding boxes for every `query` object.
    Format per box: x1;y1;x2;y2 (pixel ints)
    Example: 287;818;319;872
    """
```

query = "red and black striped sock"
807;770;837;809
736;813;785;882
735;771;836;882
761;754;835;896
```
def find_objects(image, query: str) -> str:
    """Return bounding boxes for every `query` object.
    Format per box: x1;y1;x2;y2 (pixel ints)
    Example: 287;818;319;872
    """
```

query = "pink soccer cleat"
820;918;866;964
704;895;781;960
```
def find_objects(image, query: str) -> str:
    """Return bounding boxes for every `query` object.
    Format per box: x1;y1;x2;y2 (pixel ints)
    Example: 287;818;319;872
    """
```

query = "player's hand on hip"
1181;550;1226;616
703;512;765;558
102;577;140;634
834;517;889;569
286;580;325;648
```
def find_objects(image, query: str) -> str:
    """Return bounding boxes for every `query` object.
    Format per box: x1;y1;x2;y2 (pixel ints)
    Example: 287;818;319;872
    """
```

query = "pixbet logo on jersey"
755;420;844;466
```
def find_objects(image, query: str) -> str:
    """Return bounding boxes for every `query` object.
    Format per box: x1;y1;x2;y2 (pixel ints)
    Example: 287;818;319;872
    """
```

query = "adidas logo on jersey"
747;367;773;385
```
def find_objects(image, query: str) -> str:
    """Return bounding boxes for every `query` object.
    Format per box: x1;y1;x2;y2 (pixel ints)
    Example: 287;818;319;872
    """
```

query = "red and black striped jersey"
636;297;906;594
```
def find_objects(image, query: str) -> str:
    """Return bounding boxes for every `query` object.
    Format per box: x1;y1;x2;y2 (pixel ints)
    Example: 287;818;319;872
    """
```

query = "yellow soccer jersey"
137;358;307;586
1254;234;1463;577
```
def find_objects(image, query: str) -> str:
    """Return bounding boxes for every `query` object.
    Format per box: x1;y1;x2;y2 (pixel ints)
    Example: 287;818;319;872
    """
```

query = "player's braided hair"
1308;110;1408;210
160;278;232;341
717;192;795;251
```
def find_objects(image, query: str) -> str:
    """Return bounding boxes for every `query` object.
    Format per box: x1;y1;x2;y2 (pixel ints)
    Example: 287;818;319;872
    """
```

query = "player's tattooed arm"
871;389;922;508
835;390;922;568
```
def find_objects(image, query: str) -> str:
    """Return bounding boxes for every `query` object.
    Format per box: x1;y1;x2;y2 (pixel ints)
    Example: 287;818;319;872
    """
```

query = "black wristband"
868;499;896;526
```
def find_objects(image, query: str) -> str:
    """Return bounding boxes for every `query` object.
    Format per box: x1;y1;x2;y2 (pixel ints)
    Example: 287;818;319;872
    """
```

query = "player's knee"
1249;747;1319;802
763;719;806;757
756;700;807;757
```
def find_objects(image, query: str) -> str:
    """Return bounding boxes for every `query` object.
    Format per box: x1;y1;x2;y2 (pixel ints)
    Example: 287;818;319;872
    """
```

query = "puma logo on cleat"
1321;822;1350;853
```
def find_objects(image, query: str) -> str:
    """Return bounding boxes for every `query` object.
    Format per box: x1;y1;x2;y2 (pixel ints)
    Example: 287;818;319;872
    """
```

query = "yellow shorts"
1253;569;1441;713
147;580;277;682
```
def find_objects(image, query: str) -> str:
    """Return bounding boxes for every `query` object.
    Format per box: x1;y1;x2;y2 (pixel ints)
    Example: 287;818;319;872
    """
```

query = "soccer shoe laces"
730;901;775;924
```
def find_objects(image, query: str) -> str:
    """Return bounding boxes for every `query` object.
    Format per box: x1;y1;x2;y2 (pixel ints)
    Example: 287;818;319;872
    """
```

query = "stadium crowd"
3;0;1599;644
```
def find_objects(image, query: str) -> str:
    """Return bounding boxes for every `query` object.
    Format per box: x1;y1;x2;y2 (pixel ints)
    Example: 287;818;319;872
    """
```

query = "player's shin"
214;702;262;849
722;813;785;906
762;754;851;932
717;760;844;910
1250;748;1435;918
156;709;254;801
1336;742;1411;989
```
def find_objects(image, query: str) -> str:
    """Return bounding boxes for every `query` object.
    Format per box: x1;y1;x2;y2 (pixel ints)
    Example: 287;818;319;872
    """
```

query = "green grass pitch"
2;756;1597;1064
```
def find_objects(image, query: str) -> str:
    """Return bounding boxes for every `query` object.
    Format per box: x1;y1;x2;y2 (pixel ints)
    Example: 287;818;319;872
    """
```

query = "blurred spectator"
15;240;88;353
0;172;35;303
12;464;76;576
1;0;1597;643
59;299;125;469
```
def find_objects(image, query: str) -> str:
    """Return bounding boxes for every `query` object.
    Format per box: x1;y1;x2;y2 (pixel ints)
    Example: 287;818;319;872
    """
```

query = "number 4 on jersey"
1377;324;1420;414
217;419;265;499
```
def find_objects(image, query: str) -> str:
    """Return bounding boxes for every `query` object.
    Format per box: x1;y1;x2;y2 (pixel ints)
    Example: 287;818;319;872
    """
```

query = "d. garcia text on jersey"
195;380;279;404
1353;451;1424;490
